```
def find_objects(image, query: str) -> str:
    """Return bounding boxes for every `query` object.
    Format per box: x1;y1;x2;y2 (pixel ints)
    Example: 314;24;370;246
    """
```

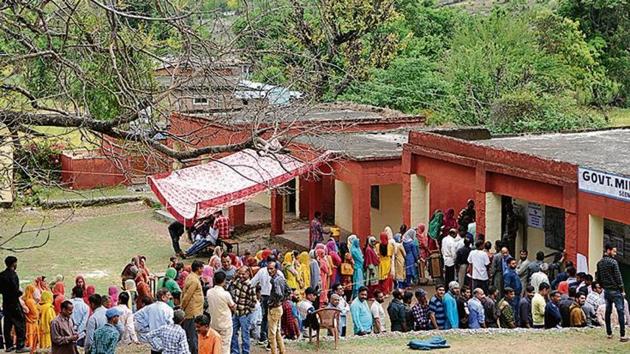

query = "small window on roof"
371;185;380;209
193;97;208;105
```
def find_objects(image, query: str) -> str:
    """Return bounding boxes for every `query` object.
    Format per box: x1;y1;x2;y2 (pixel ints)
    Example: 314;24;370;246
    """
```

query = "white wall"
370;184;403;235
410;174;429;228
485;192;502;245
334;180;353;232
513;199;557;256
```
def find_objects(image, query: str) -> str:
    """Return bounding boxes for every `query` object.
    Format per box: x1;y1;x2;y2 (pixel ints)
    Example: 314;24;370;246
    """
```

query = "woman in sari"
123;279;138;312
326;239;342;287
316;248;330;304
350;236;364;299
38;290;55;350
442;208;458;240
308;250;321;293
157;268;181;307
417;223;430;280
201;265;214;291
297;251;312;293
364;237;380;298
402;229;419;287
108;286;119;307
428;209;443;252
378;230;394;295
52;281;65;315
393;234;407;289
84;285;96;307
23;284;39;351
135;273;152;310
138;255;152;282
208;246;223;270
121;257;140;286
283;252;300;291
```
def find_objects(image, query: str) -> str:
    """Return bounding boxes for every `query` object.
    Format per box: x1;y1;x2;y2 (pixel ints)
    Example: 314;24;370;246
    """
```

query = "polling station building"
402;128;630;286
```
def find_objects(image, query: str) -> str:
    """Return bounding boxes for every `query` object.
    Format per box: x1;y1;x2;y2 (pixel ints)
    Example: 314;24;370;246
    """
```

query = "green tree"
558;0;630;106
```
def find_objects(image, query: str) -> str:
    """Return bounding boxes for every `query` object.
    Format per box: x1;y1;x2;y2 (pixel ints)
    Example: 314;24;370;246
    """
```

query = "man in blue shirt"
428;284;447;330
90;308;121;354
503;257;522;324
135;289;174;342
349;287;372;335
69;286;89;346
85;294;107;353
468;288;486;329
544;290;562;329
443;281;460;329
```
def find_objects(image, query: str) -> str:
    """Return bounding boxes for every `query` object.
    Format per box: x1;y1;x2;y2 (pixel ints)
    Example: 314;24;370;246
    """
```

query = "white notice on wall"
527;203;544;229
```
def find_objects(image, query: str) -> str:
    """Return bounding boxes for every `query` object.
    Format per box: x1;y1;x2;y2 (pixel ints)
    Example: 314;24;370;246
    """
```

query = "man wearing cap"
443;281;460;329
411;289;430;330
89;308;121;354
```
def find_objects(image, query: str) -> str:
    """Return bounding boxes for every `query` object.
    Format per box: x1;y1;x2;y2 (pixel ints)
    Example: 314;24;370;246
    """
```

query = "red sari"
364;240;380;299
316;248;330;304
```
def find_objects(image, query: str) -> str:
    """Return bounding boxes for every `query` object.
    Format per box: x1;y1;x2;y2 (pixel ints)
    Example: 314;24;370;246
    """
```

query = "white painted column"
334;180;353;232
410;174;430;228
485;192;502;245
588;214;604;275
295;177;300;219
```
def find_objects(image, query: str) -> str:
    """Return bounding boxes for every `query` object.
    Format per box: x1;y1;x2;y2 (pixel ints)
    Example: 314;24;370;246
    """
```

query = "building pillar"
270;190;284;236
352;182;371;244
403;173;411;227
587;215;604;274
475;166;488;237
299;176;310;220
484;192;502;246
564;211;579;264
308;177;323;222
409;174;429;229
229;203;245;227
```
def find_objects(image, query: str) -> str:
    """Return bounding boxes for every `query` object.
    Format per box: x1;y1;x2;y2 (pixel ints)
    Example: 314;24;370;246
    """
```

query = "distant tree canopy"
241;0;625;133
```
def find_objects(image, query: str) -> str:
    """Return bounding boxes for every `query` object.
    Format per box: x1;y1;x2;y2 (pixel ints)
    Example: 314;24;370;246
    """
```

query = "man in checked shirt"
229;266;257;354
596;243;628;342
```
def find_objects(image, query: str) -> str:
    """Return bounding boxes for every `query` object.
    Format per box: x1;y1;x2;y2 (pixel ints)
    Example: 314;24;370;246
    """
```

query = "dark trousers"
182;318;198;354
2;305;26;349
151;351;161;354
472;279;488;294
512;295;521;325
260;295;269;342
445;265;456;285
605;289;626;337
171;235;183;255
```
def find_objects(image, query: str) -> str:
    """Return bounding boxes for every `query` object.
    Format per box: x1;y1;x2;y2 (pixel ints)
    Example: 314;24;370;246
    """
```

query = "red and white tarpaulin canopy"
148;149;322;226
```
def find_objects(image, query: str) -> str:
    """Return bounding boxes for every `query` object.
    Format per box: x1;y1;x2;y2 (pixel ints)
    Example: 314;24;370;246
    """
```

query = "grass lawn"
29;126;97;149
609;107;630;127
0;203;173;292
36;185;151;202
286;328;628;353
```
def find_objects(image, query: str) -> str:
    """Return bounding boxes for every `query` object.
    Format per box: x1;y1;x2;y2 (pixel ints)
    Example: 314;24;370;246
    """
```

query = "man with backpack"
266;262;288;354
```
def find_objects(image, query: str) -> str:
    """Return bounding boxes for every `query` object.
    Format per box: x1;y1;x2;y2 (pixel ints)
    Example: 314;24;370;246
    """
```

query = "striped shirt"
428;296;446;329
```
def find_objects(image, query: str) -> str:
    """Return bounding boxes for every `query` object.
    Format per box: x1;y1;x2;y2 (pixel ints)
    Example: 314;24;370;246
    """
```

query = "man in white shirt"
442;229;459;285
467;239;490;293
529;263;550;297
370;290;386;333
134;288;174;343
298;287;318;336
206;271;236;354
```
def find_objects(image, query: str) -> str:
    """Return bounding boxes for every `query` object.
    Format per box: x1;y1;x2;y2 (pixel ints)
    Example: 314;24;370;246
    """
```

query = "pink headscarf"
326;239;338;254
108;286;119;307
417;223;429;259
202;265;214;287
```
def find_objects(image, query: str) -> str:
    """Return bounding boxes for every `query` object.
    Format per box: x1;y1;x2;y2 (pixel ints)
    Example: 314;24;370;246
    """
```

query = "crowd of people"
0;200;628;354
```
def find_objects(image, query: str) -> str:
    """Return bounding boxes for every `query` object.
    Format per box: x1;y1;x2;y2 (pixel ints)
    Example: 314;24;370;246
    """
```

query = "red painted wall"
486;172;564;209
60;153;128;189
413;155;476;215
577;192;630;257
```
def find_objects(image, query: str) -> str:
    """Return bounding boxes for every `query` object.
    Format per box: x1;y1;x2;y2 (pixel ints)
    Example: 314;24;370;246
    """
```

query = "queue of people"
0;199;628;354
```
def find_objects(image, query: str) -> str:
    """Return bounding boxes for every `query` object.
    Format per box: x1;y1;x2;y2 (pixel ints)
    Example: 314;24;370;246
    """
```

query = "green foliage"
558;0;630;106
337;57;447;114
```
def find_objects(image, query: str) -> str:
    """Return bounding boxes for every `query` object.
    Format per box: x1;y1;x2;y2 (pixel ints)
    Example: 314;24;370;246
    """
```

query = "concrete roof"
297;130;408;161
184;103;411;124
475;129;630;176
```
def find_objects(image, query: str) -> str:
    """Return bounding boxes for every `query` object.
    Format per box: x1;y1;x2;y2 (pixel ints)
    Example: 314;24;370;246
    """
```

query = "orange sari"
23;285;40;351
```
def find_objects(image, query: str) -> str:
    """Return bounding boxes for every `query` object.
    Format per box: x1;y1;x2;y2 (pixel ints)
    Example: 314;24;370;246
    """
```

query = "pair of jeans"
512;295;521;325
170;234;183;255
471;279;488;294
182;318;198;354
2;304;26;349
604;289;626;337
186;239;214;256
268;306;285;354
231;313;252;354
259;295;269;342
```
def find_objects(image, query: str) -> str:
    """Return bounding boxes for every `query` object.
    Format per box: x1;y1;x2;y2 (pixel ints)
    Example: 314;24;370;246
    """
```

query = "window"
371;185;380;209
192;97;208;105
544;206;565;250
